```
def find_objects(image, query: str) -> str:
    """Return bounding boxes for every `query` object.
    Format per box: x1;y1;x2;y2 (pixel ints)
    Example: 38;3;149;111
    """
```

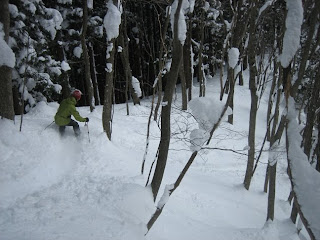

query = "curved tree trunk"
150;0;184;201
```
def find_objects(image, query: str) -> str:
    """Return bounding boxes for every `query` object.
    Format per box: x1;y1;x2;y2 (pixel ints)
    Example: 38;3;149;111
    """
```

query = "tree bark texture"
102;39;116;140
119;13;140;106
183;15;193;102
180;52;187;110
198;4;205;97
291;2;319;97
302;69;320;159
89;43;101;105
243;2;258;190
154;7;170;121
81;0;95;112
0;0;15;120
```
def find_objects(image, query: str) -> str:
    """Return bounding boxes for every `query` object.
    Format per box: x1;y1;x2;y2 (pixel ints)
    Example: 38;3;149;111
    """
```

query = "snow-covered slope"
0;75;303;240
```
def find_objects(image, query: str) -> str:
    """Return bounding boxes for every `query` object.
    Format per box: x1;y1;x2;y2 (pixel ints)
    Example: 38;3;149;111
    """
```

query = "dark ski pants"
59;119;80;137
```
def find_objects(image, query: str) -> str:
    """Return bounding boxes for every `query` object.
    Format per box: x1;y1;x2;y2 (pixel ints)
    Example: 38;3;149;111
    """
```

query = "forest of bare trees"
0;0;319;238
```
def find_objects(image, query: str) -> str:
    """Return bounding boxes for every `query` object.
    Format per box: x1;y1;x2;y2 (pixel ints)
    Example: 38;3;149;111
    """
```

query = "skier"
54;89;89;137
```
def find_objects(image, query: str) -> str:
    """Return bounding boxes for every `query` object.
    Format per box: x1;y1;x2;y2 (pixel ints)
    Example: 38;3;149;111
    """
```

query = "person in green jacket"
54;89;89;137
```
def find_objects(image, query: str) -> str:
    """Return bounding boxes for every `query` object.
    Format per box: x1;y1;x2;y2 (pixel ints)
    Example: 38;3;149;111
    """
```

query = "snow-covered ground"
0;73;304;240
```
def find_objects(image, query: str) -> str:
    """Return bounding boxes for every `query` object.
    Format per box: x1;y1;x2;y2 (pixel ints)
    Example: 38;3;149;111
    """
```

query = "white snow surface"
279;0;303;68
0;72;308;240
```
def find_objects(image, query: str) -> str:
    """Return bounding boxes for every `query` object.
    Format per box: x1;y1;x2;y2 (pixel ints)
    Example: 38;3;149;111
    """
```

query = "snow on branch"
279;0;303;68
0;24;15;68
228;47;239;69
170;0;191;45
104;0;122;41
287;98;320;240
189;97;230;151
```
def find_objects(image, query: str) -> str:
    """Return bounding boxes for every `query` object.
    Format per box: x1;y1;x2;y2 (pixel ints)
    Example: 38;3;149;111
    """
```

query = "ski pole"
41;121;54;134
85;122;90;143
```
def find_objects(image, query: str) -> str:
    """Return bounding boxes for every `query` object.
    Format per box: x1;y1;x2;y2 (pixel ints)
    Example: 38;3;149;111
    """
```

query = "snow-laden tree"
9;0;63;112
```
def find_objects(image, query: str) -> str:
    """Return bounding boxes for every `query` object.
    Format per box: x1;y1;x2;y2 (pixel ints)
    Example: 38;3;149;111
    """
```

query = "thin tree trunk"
198;4;205;97
227;68;234;124
291;3;319;97
266;64;289;220
180;52;187;110
303;69;320;159
147;151;198;231
81;0;95;112
89;42;101;105
120;9;140;106
184;14;193;102
154;7;170;121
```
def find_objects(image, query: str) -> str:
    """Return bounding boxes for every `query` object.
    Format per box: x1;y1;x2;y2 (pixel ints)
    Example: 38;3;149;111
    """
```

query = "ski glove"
85;118;89;122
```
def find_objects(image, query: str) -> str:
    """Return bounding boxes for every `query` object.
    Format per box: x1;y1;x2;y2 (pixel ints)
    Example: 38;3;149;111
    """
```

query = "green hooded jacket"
54;96;86;126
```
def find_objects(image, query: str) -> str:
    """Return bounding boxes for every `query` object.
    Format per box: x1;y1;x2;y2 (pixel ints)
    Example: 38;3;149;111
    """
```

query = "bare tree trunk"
150;0;184;201
267;162;277;220
291;2;319;97
180;52;187;110
102;38;116;140
88;43;101;105
198;3;205;97
0;0;15;120
266;60;278;141
154;7;170;121
243;2;258;190
225;0;249;124
146;63;237;230
184;14;193;102
119;8;140;107
227;68;234;124
266;65;289;220
303;69;320;159
81;0;95;112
